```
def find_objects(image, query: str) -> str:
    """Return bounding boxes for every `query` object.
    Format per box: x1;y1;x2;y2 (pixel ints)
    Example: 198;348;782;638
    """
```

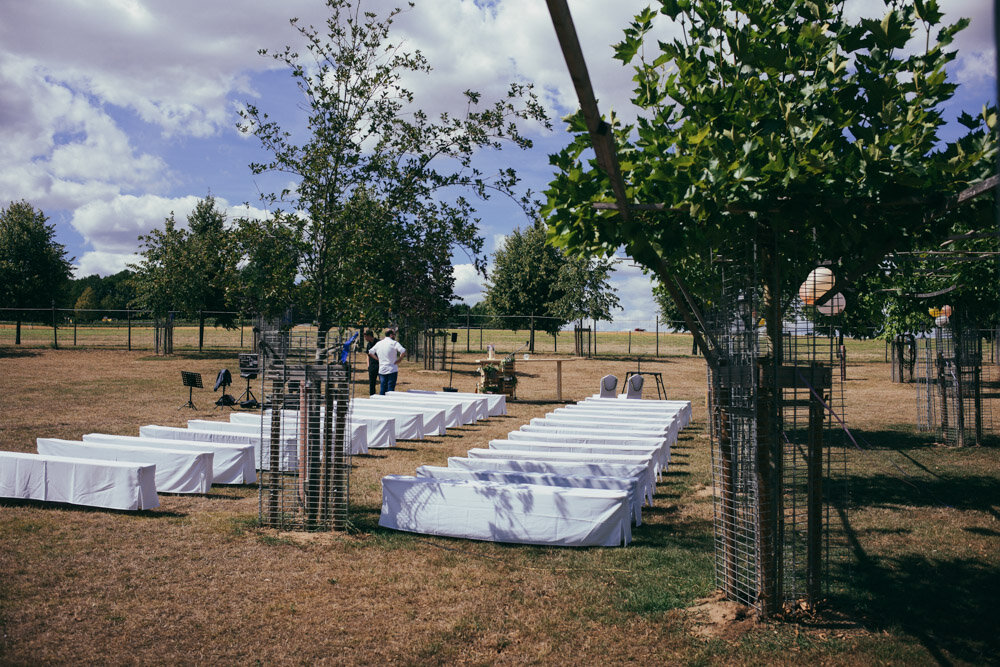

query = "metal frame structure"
258;330;351;531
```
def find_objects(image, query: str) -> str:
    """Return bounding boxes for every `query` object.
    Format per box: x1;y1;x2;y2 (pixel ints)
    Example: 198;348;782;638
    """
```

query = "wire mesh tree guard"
915;324;997;446
706;256;848;615
257;330;351;531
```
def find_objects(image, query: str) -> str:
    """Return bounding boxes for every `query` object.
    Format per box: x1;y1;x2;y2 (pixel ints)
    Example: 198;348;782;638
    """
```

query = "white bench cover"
82;433;255;484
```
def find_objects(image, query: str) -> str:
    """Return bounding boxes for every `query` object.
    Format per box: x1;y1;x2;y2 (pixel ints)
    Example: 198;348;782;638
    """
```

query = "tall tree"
130;196;236;330
0;200;73;344
551;255;621;324
238;0;548;343
543;0;995;614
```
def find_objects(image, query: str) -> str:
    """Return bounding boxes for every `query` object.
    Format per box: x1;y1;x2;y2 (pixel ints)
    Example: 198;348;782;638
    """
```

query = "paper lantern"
816;292;846;316
928;307;941;318
935;315;949;327
941;305;952;317
798;267;835;305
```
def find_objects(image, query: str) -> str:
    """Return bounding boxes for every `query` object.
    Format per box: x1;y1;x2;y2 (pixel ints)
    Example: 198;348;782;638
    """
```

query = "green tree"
74;286;99;321
238;0;548;343
483;223;568;335
0;200;73;344
131;196;236;332
551;255;621;324
545;0;994;349
543;0;995;613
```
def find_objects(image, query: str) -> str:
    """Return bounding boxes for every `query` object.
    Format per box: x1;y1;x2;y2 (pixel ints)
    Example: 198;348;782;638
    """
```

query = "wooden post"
51;303;58;349
529;314;535;353
198;311;205;352
73;318;77;346
553;331;557;353
628;329;632;354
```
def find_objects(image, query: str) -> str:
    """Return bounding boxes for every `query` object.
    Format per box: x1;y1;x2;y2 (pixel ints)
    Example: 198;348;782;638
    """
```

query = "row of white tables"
380;395;691;547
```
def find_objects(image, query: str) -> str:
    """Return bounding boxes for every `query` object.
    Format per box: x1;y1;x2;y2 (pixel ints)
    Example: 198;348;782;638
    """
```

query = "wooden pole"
806;382;825;605
51;303;58;349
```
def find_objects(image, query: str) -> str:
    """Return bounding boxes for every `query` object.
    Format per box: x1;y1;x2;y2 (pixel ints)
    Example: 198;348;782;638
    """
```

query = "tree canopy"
543;0;996;357
238;0;548;336
483;221;620;334
0;200;73;312
130;196;236;325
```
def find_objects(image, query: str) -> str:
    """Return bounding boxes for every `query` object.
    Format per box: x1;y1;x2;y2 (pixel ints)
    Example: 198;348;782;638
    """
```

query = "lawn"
0;347;996;664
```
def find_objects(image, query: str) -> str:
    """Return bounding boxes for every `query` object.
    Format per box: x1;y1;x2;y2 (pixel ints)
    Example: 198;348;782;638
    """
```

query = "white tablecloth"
362;395;465;428
489;439;664;476
379;475;630;546
350;401;445;437
447;456;654;505
230;413;396;449
416;465;643;526
82;433;255;484
0;451;159;510
139;425;298;472
551;406;682;428
188;418;370;455
526;418;671;437
506;430;671;469
407;389;506;416
389;391;489;422
579;398;692;428
464;449;656;505
37;438;213;494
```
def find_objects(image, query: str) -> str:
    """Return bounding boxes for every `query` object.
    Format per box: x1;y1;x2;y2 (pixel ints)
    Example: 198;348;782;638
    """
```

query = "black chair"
236;353;259;408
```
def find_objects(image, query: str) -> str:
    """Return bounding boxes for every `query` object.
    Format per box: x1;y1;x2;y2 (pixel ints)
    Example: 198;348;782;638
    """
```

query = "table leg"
556;360;563;401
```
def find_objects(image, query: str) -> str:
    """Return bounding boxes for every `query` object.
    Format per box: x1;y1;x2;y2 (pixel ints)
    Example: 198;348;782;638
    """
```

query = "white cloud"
74;251;141;279
452;263;486;303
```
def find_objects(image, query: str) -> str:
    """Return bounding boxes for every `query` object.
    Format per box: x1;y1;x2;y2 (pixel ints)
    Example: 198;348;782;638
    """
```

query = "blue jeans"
379;372;398;395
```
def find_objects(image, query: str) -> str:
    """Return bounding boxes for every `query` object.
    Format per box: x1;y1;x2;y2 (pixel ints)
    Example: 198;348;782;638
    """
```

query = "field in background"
0;347;996;663
1;320;894;363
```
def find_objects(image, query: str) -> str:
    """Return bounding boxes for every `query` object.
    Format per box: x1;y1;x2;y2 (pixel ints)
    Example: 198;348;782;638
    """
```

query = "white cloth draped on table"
0;450;159;510
388;391;489;422
463;448;656;506
379;475;631;547
350;401;445;437
188;418;369;456
361;395;466;428
37;438;213;494
505;430;671;468
549;406;682;429
526;418;672;437
488;438;664;476
415;465;643;526
578;398;692;428
406;389;506;416
229;412;396;449
82;433;255;484
139;424;298;472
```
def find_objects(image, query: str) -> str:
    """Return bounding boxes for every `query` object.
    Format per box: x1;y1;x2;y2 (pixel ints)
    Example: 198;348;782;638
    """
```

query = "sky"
0;0;995;329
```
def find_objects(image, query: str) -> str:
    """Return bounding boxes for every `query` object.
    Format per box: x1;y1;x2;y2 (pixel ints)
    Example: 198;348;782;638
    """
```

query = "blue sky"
0;0;994;328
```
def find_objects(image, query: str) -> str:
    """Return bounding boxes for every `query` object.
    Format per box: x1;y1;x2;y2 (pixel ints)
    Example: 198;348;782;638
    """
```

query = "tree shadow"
834;506;1000;664
0;347;41;359
842;472;999;515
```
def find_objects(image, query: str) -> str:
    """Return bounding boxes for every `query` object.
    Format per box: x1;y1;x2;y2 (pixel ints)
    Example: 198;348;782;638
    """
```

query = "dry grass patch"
0;347;997;664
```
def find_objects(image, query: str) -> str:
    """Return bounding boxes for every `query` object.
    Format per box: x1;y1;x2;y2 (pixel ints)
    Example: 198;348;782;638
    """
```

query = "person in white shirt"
368;328;407;395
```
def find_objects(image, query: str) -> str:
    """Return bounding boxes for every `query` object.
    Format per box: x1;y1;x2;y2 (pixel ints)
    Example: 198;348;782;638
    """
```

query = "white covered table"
379;475;630;547
37;438;213;494
415;465;643;526
388;391;488;422
188;418;369;455
578;398;692;428
447;456;654;505
407;389;506;416
0;450;159;510
464;448;656;506
139;425;297;472
351;401;445;437
230;412;396;449
489;439;664;475
506;430;671;469
362;395;465;428
82;433;255;484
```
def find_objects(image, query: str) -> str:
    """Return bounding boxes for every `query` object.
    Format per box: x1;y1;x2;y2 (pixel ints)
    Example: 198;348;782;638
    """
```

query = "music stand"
236;353;259;408
179;371;203;409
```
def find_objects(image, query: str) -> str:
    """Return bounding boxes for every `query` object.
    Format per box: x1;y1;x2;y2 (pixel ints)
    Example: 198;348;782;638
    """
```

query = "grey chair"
599;374;618;398
625;374;644;399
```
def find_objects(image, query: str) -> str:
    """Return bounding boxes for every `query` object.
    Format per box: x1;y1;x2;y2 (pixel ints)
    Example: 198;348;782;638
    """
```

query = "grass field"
0;347;996;664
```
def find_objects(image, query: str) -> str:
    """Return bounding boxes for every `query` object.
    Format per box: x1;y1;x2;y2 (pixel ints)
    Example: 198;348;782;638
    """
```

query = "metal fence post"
466;313;470;353
51;302;58;349
127;309;132;351
656;316;659;357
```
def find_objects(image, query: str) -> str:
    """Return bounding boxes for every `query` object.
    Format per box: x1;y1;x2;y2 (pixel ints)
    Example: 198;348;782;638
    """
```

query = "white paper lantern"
816;292;846;316
941;305;953;317
798;267;835;305
934;315;949;327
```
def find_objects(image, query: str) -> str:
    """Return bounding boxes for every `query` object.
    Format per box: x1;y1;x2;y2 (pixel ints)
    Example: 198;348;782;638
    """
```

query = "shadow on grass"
834;507;1000;664
0;498;186;518
0;347;41;359
844;472;999;514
